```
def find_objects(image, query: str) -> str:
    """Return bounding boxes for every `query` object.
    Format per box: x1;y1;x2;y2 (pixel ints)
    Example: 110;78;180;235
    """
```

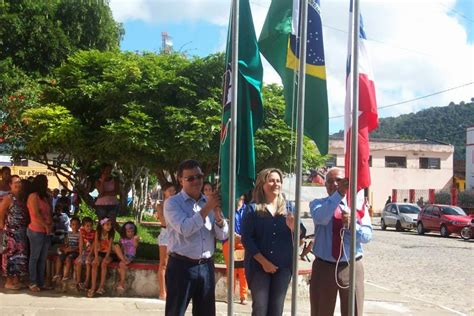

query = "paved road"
364;227;474;315
302;217;474;315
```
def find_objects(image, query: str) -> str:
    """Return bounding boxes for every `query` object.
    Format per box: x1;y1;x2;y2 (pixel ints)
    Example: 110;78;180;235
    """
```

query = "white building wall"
329;139;454;213
467;127;474;190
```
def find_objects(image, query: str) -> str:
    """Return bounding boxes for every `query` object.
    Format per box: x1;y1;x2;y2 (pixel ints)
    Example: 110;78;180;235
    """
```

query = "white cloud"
109;0;230;25
110;0;474;133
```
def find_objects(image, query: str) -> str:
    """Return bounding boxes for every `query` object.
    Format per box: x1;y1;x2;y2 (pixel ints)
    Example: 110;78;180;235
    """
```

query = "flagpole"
227;0;239;314
348;0;360;315
291;0;308;315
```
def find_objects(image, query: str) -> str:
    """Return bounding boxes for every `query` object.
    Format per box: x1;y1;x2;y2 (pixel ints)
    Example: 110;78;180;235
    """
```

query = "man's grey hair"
324;167;344;184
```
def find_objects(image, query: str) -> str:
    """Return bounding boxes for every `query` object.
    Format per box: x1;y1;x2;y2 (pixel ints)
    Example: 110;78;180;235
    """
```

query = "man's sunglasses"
183;174;204;182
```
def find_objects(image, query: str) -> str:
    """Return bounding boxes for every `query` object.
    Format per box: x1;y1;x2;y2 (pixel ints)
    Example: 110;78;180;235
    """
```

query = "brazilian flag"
259;0;329;154
219;0;263;216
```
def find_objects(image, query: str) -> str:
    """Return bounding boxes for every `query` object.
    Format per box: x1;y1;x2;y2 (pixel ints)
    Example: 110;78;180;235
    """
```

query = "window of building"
419;157;440;169
368;155;372;167
385;156;406;168
326;155;337;168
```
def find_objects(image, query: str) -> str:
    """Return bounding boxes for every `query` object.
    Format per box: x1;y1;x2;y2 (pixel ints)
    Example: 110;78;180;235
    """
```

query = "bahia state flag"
259;0;329;155
219;0;263;217
344;5;379;193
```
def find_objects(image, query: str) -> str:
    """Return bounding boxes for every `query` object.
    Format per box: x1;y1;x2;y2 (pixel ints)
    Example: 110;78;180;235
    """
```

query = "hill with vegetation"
333;100;474;160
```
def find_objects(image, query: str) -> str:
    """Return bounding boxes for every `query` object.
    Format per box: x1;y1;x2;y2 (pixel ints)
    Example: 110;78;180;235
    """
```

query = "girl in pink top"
114;221;140;292
26;175;53;292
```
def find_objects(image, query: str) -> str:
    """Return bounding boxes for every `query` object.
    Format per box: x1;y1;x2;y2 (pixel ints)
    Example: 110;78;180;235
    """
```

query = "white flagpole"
348;0;360;315
291;0;308;315
227;0;239;314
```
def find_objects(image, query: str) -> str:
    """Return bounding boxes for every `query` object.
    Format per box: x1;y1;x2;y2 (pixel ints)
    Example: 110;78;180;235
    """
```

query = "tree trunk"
140;169;149;222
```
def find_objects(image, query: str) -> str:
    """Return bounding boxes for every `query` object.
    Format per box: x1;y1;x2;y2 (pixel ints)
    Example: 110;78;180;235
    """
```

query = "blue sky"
112;0;474;133
453;0;474;43
121;20;224;56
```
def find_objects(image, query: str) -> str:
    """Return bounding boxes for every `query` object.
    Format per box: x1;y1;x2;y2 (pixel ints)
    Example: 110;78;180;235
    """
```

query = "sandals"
76;282;85;291
116;285;125;292
52;275;61;282
62;276;71;281
29;284;41;292
240;298;248;305
5;284;21;290
96;288;105;295
87;289;95;298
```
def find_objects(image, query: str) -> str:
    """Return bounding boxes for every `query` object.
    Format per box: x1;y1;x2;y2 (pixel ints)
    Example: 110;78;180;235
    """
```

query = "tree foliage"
37;51;325;175
0;0;123;75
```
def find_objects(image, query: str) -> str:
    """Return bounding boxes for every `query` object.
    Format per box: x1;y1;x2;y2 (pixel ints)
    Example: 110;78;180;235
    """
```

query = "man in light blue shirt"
309;167;372;316
164;159;228;316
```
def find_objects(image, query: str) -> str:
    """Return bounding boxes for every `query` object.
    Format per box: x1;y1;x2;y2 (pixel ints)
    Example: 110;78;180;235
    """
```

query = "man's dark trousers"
165;255;216;316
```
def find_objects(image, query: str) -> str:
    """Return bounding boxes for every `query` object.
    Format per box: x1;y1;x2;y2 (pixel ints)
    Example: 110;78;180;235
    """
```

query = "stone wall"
51;260;312;300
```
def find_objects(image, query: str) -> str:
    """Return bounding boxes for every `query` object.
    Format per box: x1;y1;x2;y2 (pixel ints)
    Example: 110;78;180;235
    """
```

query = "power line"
439;2;474;24
250;1;468;58
329;82;474;119
322;24;435;58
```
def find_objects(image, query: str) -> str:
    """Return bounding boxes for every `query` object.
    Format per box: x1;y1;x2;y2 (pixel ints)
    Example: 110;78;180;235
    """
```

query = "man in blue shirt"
164;159;228;316
309;167;372;316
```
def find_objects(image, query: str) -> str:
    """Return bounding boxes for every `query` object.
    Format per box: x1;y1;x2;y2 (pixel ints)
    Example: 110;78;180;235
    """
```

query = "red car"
417;204;472;237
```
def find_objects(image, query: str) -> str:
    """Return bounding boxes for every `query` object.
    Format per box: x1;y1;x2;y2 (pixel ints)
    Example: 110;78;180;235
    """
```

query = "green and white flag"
259;0;329;154
219;0;263;217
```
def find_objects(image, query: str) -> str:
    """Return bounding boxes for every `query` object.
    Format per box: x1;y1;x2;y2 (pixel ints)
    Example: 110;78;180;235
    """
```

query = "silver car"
381;203;421;231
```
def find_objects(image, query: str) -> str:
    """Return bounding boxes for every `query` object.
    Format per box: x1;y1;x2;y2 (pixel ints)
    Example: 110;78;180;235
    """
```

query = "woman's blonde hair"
252;168;287;215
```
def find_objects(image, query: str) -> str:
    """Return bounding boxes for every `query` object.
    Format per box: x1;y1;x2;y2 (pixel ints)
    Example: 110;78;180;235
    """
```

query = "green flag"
259;0;329;154
219;0;263;217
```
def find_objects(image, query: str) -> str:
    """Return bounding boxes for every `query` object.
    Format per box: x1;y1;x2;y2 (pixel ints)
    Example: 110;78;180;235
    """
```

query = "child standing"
75;217;95;291
88;217;114;297
52;201;70;246
53;217;80;282
114;221;140;293
155;182;176;300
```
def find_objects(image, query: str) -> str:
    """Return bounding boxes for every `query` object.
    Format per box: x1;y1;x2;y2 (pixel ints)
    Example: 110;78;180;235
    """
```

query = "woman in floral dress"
0;176;30;289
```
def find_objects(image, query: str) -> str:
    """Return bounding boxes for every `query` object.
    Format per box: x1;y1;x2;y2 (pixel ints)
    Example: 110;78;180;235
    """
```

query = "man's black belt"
317;256;362;266
169;252;213;265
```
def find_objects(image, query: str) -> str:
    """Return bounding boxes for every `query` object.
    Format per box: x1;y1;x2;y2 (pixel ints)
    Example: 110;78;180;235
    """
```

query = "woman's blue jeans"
247;267;292;316
27;229;51;287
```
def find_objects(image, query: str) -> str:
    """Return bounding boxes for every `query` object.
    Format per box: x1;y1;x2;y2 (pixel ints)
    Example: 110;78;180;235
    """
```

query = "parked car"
417;204;472;237
381;203;420;231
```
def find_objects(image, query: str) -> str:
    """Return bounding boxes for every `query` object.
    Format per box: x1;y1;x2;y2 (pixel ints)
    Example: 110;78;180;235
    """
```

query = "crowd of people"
0;165;139;298
0;159;373;316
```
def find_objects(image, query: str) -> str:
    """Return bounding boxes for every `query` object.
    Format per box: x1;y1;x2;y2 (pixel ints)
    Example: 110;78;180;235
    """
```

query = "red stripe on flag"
345;73;377;193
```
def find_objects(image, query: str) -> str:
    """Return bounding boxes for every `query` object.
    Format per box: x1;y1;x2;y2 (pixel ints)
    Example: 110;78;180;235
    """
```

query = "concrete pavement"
0;280;464;315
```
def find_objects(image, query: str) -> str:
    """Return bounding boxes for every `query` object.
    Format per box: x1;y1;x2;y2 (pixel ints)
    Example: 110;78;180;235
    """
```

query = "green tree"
0;59;41;148
0;0;123;75
15;51;325;218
